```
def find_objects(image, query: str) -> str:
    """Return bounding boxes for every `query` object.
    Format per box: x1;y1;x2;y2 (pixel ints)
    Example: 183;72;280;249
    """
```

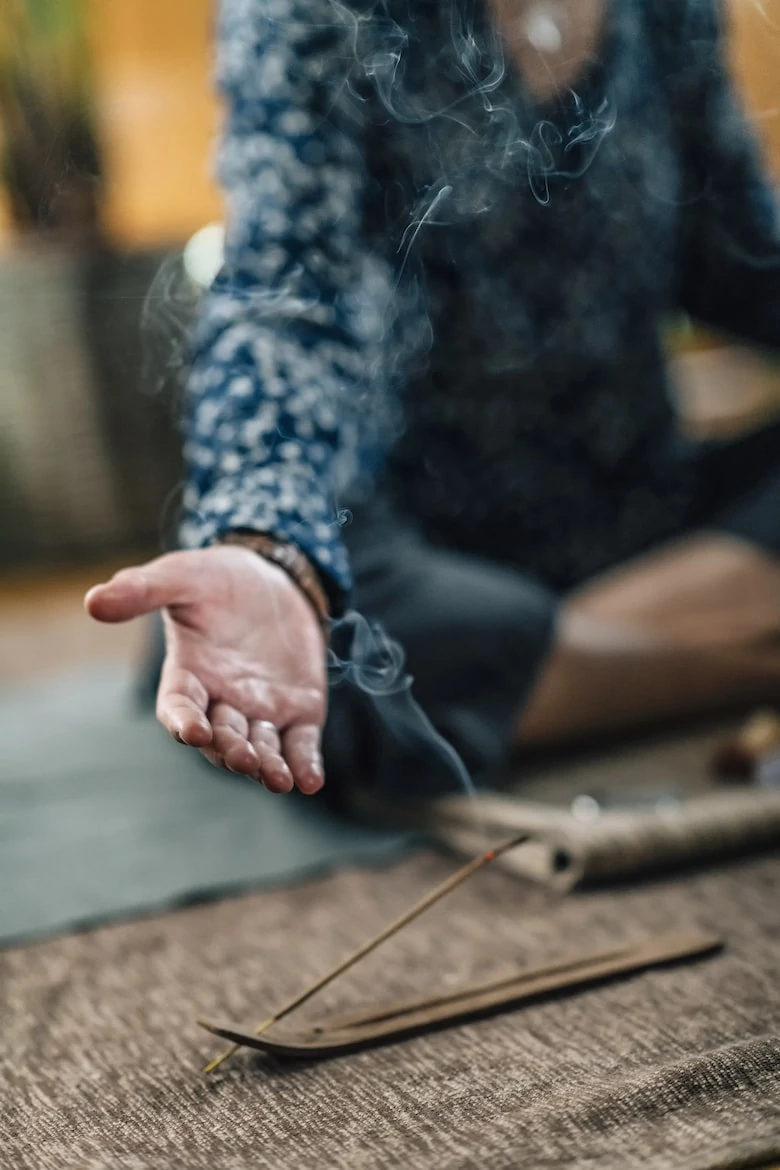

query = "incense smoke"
328;608;479;802
336;0;617;215
140;251;200;401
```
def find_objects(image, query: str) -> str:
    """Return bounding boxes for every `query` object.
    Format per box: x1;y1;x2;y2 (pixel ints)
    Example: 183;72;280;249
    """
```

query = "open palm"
86;546;327;794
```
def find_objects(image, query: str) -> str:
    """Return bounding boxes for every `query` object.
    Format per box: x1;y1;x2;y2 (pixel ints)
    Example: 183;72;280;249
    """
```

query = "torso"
349;0;697;587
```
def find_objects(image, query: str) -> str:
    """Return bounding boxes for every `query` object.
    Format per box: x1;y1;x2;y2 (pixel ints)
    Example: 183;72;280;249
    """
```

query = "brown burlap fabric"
2;848;780;1170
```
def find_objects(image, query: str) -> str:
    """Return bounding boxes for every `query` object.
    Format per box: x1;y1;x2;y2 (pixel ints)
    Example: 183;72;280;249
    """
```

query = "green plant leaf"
21;0;85;41
0;0;99;235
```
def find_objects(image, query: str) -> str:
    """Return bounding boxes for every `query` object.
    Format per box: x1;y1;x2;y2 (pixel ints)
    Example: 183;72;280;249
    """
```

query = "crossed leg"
517;533;780;748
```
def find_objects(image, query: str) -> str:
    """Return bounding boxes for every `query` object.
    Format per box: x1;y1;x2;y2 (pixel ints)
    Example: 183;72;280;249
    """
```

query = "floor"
0;558;151;689
3;830;779;1170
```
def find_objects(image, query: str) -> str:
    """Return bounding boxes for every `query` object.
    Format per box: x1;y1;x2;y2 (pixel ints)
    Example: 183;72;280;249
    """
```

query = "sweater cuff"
180;466;352;615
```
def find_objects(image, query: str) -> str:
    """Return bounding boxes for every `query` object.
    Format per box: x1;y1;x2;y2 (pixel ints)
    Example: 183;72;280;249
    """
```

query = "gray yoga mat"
0;667;411;947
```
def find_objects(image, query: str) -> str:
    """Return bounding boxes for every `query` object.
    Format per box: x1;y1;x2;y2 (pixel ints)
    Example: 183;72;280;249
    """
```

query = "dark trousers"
323;422;780;806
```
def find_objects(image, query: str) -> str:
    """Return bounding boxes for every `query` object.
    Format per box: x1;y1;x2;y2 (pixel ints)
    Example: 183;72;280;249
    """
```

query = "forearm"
180;0;392;606
180;311;362;605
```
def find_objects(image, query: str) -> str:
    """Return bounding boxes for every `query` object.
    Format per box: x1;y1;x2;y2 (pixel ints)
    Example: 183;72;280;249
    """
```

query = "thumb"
85;554;193;623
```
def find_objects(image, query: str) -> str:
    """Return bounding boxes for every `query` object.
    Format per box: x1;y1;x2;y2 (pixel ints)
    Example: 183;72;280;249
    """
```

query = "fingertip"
295;760;325;795
225;744;260;775
250;745;294;794
177;719;213;749
186;728;215;750
84;578;130;623
259;768;294;795
84;582;109;619
297;774;325;796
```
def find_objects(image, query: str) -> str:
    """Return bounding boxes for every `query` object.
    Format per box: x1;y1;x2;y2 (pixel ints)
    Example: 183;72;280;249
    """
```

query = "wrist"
216;530;331;633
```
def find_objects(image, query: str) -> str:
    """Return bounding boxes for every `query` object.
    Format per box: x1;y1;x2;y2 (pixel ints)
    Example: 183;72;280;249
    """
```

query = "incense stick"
199;833;528;1074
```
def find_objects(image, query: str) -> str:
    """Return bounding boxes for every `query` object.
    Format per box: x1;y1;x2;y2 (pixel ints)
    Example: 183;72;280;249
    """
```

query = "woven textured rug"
2;846;779;1170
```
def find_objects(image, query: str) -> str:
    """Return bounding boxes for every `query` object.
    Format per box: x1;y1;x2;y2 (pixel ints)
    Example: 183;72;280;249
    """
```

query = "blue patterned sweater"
181;0;780;605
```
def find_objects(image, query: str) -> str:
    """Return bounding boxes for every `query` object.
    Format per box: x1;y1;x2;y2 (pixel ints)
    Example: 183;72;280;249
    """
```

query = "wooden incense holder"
199;928;721;1060
200;834;530;1073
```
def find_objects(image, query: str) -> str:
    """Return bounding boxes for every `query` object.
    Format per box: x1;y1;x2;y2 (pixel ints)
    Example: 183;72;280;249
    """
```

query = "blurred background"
0;0;779;691
0;0;223;685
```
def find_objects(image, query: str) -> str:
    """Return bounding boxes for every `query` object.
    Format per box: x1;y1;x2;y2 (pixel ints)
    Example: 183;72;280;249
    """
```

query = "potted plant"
0;1;131;565
0;0;102;241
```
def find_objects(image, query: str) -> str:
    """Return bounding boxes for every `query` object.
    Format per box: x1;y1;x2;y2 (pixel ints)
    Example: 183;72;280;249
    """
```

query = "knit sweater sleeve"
179;0;388;609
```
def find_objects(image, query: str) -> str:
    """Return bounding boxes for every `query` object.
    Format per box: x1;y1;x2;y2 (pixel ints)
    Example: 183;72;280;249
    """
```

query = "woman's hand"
85;546;327;794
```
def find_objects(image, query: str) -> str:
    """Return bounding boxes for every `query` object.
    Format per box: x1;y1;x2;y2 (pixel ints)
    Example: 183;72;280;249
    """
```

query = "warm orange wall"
89;0;779;250
3;0;775;250
89;0;223;249
730;0;780;177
